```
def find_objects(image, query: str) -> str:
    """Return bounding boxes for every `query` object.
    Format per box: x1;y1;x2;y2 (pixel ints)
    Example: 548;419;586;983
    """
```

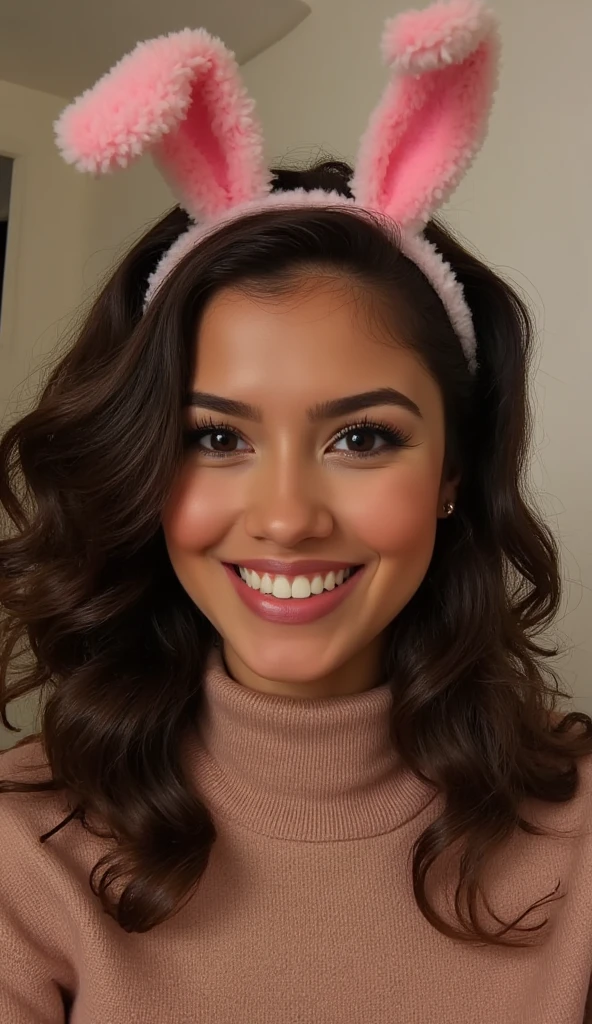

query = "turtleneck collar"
185;649;438;841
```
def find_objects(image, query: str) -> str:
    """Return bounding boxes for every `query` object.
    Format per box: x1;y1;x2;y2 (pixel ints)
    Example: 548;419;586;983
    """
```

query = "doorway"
0;155;14;325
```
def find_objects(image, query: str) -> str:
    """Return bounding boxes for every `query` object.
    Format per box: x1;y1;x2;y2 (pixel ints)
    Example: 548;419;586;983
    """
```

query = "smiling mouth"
231;564;363;600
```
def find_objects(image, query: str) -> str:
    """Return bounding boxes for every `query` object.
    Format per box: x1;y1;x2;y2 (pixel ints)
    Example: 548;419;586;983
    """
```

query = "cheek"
345;465;440;558
162;468;237;554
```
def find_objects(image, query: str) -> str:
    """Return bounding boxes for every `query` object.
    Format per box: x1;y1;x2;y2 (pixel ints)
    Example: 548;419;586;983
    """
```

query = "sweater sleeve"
584;977;592;1024
0;915;70;1023
0;742;76;1023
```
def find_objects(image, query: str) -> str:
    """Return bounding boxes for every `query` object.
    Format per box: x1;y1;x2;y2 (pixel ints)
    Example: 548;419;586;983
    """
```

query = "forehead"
192;278;442;416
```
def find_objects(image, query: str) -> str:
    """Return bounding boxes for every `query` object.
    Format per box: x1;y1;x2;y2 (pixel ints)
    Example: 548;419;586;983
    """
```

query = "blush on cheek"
346;471;440;557
353;471;441;620
162;470;236;554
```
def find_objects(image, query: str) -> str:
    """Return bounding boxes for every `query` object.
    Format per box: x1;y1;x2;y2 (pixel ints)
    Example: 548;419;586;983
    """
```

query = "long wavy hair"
1;160;591;946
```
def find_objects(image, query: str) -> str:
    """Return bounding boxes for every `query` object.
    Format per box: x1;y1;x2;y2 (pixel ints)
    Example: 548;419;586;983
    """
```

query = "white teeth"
237;566;356;599
271;576;292;599
310;575;324;595
291;576;311;600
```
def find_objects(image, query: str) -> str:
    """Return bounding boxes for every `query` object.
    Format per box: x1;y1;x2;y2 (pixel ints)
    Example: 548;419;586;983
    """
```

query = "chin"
227;631;353;687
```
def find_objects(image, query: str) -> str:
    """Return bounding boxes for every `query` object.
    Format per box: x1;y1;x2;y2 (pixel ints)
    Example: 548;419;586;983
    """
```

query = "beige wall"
81;159;172;292
0;79;92;421
0;0;590;746
0;80;173;420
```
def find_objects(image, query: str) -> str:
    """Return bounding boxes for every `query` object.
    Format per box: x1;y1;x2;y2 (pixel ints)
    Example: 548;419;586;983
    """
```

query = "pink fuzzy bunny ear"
351;0;499;232
54;29;271;222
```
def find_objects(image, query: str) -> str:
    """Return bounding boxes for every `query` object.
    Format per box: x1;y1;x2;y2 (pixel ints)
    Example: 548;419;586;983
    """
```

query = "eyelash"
183;415;413;459
330;417;412;456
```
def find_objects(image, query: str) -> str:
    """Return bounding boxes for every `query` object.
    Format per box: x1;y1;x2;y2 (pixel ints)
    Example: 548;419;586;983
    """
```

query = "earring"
443;501;455;516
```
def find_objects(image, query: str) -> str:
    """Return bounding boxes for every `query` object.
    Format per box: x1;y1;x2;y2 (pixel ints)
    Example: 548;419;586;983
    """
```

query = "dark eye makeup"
328;417;413;456
183;414;414;459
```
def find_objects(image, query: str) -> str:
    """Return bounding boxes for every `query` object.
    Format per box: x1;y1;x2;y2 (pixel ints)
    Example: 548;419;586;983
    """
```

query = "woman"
1;3;592;1022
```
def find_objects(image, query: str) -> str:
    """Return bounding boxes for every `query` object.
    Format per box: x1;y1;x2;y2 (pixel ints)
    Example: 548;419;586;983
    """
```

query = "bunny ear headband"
54;0;500;375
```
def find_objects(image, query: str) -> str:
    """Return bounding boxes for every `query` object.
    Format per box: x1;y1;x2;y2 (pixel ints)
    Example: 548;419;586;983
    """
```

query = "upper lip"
225;559;360;576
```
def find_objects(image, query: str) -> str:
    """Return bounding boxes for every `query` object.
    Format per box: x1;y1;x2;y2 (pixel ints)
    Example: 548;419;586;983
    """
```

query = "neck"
183;644;438;841
221;635;385;698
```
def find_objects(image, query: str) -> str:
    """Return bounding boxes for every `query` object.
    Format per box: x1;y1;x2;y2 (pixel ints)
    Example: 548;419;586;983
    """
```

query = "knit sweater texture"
1;651;592;1023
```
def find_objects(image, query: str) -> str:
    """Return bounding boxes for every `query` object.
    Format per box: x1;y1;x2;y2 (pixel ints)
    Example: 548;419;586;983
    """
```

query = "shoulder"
0;738;110;932
572;747;592;806
0;734;50;777
548;709;592;804
0;737;77;852
521;715;592;837
0;734;54;790
0;740;82;1000
0;737;117;871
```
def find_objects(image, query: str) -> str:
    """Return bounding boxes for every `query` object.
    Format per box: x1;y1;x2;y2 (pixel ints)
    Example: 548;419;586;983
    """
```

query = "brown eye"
184;425;249;454
204;430;238;452
329;421;412;458
344;429;376;452
334;428;386;453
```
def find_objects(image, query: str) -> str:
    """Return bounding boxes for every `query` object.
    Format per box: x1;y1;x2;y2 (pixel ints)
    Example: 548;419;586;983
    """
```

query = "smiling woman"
162;258;452;695
2;168;592;973
1;4;592;1024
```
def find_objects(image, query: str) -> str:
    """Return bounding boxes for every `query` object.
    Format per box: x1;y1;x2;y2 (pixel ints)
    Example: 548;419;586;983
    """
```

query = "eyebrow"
185;387;422;421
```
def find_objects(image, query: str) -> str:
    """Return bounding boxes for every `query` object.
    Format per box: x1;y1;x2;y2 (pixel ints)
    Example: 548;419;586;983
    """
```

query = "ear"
437;463;461;516
54;29;271;222
351;0;499;232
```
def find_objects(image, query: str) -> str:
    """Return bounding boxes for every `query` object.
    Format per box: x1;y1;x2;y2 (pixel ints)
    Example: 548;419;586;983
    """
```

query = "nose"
243;453;334;548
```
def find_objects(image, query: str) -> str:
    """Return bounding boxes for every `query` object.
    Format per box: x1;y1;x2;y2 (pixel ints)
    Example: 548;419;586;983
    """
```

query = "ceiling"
0;0;311;98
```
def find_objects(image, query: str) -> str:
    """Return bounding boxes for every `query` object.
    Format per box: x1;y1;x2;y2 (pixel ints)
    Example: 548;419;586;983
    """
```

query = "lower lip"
222;564;365;625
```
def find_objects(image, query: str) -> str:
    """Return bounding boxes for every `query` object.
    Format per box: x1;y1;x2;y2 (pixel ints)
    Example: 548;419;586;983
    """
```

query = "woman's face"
162;274;458;697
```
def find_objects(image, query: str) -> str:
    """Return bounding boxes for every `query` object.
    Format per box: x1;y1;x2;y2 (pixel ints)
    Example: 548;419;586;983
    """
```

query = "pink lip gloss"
222;563;365;625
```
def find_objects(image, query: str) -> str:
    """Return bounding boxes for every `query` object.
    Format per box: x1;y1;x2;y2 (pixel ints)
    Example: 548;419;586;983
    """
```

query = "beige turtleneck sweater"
1;651;592;1023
